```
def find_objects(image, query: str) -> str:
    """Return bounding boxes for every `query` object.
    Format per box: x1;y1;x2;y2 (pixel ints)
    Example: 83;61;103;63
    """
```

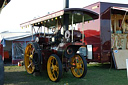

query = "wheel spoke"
80;66;84;71
54;65;59;74
28;62;34;69
31;64;35;72
52;67;57;79
80;63;83;68
76;69;79;74
51;58;54;65
53;71;57;78
79;60;83;64
31;48;35;55
57;69;59;75
78;69;81;74
28;63;32;68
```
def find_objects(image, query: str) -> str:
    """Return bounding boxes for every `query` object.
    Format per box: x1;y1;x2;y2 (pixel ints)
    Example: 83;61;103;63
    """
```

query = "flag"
1;38;6;47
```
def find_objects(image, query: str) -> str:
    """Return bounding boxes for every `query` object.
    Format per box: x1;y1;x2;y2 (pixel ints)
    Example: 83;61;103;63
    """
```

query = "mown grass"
4;63;128;85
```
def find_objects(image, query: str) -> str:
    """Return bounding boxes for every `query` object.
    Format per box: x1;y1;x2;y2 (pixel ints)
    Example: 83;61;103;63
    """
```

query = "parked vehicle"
0;55;4;85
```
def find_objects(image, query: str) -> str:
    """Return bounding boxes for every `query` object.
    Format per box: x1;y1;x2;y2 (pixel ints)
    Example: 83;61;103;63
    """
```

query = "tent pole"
120;11;127;33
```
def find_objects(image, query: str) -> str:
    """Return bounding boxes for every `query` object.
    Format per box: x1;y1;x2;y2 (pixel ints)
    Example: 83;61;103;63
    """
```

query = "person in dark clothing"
54;18;63;44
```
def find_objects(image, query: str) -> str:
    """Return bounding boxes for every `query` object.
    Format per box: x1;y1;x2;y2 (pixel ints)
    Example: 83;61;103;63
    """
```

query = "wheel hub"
76;63;82;69
29;55;33;59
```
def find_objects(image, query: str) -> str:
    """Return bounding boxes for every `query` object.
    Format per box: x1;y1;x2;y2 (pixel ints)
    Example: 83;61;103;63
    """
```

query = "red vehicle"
78;2;128;69
20;8;98;81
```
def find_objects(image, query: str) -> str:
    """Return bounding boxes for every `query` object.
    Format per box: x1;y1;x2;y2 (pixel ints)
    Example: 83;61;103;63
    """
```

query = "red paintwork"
78;3;101;62
0;44;4;60
83;2;101;62
12;59;23;65
40;42;85;70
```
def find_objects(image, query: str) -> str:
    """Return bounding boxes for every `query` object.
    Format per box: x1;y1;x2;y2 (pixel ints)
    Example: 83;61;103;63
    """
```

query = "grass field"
4;63;128;85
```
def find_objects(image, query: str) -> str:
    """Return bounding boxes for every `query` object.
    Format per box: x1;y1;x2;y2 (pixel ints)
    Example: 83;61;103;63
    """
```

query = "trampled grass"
4;63;128;85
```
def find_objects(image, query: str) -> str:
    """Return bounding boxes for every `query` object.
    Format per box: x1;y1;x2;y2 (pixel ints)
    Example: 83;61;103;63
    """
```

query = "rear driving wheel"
70;54;87;78
24;42;39;74
47;54;62;82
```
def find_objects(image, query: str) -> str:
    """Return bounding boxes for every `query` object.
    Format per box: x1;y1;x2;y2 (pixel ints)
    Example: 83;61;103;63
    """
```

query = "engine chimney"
63;0;69;9
63;0;69;31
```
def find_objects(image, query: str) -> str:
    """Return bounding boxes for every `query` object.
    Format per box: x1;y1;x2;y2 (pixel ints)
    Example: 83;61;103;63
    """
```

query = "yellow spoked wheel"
47;54;62;82
70;54;87;78
24;43;35;74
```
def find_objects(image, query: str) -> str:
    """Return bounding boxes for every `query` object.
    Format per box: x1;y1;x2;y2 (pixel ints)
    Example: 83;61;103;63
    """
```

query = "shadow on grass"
4;69;86;85
4;70;52;85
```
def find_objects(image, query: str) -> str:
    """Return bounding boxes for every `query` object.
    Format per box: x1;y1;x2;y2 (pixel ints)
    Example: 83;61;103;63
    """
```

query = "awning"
111;7;128;12
20;8;99;28
111;6;128;14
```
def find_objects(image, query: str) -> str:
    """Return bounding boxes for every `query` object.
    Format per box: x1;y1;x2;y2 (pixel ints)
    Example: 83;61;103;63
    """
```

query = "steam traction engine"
20;8;98;82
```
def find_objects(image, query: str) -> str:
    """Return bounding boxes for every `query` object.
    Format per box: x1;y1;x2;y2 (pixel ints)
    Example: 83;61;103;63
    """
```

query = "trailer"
78;2;128;69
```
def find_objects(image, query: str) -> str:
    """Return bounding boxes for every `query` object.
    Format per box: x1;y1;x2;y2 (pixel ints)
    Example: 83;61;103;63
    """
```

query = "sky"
0;0;128;33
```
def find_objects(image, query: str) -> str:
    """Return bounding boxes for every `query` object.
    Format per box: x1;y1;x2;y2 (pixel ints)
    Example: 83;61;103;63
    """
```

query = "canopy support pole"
39;26;42;37
44;23;45;36
56;19;58;33
31;25;34;41
82;15;85;43
71;14;74;42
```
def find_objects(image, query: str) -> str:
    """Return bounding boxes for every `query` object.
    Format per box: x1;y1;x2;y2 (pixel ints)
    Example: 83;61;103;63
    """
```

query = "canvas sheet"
113;50;128;69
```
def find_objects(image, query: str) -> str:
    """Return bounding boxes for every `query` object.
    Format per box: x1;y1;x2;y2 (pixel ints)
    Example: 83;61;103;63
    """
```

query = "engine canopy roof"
20;8;99;28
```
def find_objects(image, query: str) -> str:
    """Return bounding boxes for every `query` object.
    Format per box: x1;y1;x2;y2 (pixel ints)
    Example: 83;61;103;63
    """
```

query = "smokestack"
63;0;69;31
63;0;69;9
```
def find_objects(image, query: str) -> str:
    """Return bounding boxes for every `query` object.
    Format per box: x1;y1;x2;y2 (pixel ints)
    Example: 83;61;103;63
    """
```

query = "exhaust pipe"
63;0;69;9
